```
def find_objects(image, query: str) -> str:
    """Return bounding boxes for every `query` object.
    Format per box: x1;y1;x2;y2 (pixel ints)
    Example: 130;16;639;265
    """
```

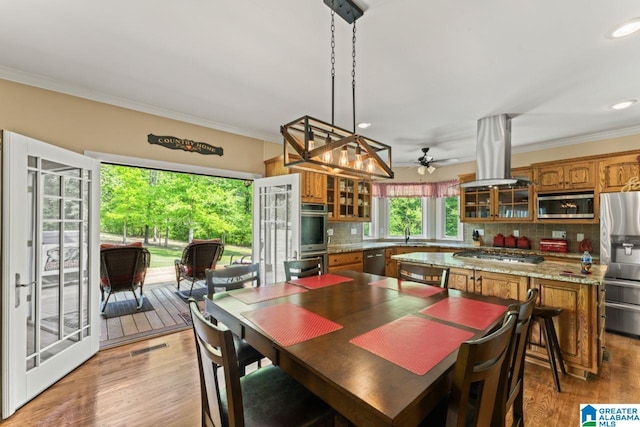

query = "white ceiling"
1;0;639;167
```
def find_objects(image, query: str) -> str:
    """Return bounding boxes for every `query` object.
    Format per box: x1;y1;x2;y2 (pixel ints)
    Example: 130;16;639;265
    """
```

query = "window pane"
444;196;459;237
388;198;422;236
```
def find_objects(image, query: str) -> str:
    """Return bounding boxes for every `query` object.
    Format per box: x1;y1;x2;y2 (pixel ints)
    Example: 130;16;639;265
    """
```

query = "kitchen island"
391;251;607;379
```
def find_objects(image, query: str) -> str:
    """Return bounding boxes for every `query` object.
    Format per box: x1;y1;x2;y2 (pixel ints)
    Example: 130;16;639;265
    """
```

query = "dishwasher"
363;248;386;276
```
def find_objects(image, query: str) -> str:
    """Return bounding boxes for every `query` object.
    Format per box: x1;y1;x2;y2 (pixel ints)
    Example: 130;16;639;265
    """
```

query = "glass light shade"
366;158;375;172
417;165;426;175
354;148;363;170
427;165;437;174
338;147;349;167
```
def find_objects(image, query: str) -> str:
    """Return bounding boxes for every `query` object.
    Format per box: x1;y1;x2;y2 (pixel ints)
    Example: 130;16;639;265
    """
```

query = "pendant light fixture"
281;0;394;180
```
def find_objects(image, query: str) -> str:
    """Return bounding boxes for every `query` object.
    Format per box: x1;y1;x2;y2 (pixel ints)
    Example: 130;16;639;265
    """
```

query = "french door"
252;174;300;285
1;131;100;418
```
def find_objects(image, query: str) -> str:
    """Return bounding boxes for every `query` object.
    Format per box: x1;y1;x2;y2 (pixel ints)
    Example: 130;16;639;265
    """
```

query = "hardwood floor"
2;331;638;426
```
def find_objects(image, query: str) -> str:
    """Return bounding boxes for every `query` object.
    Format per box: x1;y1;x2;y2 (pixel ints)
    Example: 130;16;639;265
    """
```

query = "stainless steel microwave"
537;192;595;219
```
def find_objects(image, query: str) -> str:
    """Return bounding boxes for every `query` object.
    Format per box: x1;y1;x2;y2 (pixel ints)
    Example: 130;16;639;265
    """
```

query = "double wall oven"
300;203;328;272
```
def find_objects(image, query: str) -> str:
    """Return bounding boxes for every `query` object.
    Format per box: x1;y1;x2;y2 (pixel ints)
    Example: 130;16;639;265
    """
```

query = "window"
369;196;462;240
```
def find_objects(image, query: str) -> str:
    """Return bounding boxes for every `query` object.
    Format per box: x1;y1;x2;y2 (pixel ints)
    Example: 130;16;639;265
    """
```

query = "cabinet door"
536;166;565;192
494;186;532;221
301;171;326;204
529;278;591;371
461;187;492;222
565;161;596;190
328;251;363;273
448;268;475;292
337;178;356;219
599;152;640;192
475;271;528;300
356;181;372;221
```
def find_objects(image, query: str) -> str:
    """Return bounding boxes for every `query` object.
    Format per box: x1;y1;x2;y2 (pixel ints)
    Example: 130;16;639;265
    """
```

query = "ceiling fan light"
417;165;426;175
427;165;437;174
610;18;640;38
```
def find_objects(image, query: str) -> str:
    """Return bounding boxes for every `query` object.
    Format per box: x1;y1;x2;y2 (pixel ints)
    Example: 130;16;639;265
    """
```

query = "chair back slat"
398;262;449;288
206;263;261;298
180;242;225;280
283;258;323;281
189;299;244;426
447;311;517;427
100;247;150;289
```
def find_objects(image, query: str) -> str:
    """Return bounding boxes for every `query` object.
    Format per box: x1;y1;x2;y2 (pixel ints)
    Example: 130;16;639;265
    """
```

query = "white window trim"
362;198;379;240
435;197;464;241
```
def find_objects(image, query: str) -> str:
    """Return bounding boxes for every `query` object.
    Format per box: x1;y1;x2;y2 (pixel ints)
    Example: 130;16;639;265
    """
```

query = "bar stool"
531;306;567;392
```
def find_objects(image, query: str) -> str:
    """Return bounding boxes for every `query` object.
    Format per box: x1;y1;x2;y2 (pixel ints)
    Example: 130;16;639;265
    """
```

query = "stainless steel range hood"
460;114;528;188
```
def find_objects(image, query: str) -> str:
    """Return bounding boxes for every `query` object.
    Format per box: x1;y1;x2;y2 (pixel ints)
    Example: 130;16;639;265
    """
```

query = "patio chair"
99;245;151;313
175;240;224;298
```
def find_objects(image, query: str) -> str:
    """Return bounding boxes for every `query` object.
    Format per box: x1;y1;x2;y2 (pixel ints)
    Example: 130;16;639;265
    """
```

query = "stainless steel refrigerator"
600;191;640;337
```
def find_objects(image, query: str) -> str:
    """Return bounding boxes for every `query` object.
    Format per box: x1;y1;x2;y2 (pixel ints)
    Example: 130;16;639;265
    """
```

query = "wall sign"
621;176;640;192
147;134;223;156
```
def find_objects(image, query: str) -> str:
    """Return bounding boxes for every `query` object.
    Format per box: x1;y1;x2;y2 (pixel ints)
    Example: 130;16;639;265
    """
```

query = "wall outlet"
513;230;519;237
351;228;357;235
327;229;334;236
552;230;567;239
474;229;484;236
577;233;584;242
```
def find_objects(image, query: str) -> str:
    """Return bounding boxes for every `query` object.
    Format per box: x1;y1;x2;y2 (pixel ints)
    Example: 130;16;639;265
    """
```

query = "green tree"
388;198;422;236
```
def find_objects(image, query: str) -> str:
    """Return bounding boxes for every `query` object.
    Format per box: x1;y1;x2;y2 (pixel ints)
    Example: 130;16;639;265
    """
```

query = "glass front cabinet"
460;168;533;222
328;177;371;222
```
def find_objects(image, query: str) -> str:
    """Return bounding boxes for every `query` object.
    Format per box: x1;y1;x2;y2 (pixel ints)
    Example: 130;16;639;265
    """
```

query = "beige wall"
392;133;640;183
0;79;281;176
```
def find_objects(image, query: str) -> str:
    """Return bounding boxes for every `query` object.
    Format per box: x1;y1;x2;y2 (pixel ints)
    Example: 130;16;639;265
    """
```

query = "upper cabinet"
264;155;326;204
460;167;533;222
599;152;640;193
535;160;596;193
327;177;371;222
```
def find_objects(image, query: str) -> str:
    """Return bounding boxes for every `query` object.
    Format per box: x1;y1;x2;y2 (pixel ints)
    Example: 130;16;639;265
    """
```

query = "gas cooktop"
453;251;545;264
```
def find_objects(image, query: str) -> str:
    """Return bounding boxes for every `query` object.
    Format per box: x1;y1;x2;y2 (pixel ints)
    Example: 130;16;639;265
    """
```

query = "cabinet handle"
476;276;483;282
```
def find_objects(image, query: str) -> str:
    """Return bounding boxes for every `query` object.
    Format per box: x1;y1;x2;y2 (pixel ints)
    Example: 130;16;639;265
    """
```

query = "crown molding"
0;66;280;143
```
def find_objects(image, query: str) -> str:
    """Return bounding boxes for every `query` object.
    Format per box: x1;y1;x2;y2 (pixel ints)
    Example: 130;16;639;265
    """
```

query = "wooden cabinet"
474;271;529;300
327;177;371;222
535;161;596;193
448;267;475;292
384;246;438;277
328;251;363;273
264;156;327;204
598;151;640;193
529;278;595;376
460;168;533;222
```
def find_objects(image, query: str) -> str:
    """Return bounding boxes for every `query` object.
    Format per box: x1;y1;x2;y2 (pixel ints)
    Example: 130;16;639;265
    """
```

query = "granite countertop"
390;252;606;286
327;241;596;261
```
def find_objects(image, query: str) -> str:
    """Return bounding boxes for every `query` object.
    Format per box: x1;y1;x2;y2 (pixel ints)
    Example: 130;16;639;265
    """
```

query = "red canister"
517;236;531;249
493;233;505;247
505;234;517;248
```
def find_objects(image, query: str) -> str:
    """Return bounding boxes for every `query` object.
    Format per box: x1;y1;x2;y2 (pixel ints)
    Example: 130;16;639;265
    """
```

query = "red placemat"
230;283;308;304
349;316;474;375
288;273;352;289
242;302;342;346
419;297;507;330
369;278;445;298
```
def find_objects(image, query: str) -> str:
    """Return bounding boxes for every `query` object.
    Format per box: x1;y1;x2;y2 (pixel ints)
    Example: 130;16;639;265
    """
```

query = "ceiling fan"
415;147;458;175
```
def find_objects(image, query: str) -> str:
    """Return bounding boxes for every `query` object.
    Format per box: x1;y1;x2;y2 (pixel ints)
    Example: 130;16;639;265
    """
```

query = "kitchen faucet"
404;225;410;243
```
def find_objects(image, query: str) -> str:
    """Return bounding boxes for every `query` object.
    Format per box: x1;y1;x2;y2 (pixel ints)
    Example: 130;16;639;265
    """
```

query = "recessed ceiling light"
610;18;640;38
610;99;638;110
357;122;371;129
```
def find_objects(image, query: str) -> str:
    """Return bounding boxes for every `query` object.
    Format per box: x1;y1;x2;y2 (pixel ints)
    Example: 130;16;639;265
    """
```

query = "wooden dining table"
204;270;514;427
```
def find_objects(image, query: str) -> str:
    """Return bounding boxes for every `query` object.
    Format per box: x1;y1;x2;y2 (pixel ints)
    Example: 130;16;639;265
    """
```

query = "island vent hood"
460;114;529;189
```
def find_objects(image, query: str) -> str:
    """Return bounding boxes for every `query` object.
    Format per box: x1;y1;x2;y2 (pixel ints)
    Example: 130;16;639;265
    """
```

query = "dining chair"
175;240;224;298
99;245;151;313
421;310;518;427
284;257;323;281
205;264;263;376
493;288;538;427
397;262;449;288
188;299;336;427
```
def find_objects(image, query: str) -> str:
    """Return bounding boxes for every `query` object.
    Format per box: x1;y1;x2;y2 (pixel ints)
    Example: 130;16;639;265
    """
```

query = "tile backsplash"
327;222;363;245
463;222;600;255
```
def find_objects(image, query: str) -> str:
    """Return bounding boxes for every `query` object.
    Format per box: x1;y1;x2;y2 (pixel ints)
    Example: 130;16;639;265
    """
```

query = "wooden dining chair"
175;240;224;298
421;310;518;427
284;257;323;281
397;262;449;288
493;288;538;427
188;299;336;427
205;264;263;376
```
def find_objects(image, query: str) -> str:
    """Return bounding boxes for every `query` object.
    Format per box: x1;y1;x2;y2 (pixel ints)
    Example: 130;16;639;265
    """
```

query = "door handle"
15;273;36;308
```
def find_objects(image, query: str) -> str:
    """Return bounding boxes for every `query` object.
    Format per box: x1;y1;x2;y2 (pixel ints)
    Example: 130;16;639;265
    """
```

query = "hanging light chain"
352;20;357;133
330;7;336;126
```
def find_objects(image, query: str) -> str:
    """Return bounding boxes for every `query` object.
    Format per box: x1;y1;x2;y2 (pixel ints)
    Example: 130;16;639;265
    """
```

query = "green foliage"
100;165;253;246
388;198;423;236
444;196;459;237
